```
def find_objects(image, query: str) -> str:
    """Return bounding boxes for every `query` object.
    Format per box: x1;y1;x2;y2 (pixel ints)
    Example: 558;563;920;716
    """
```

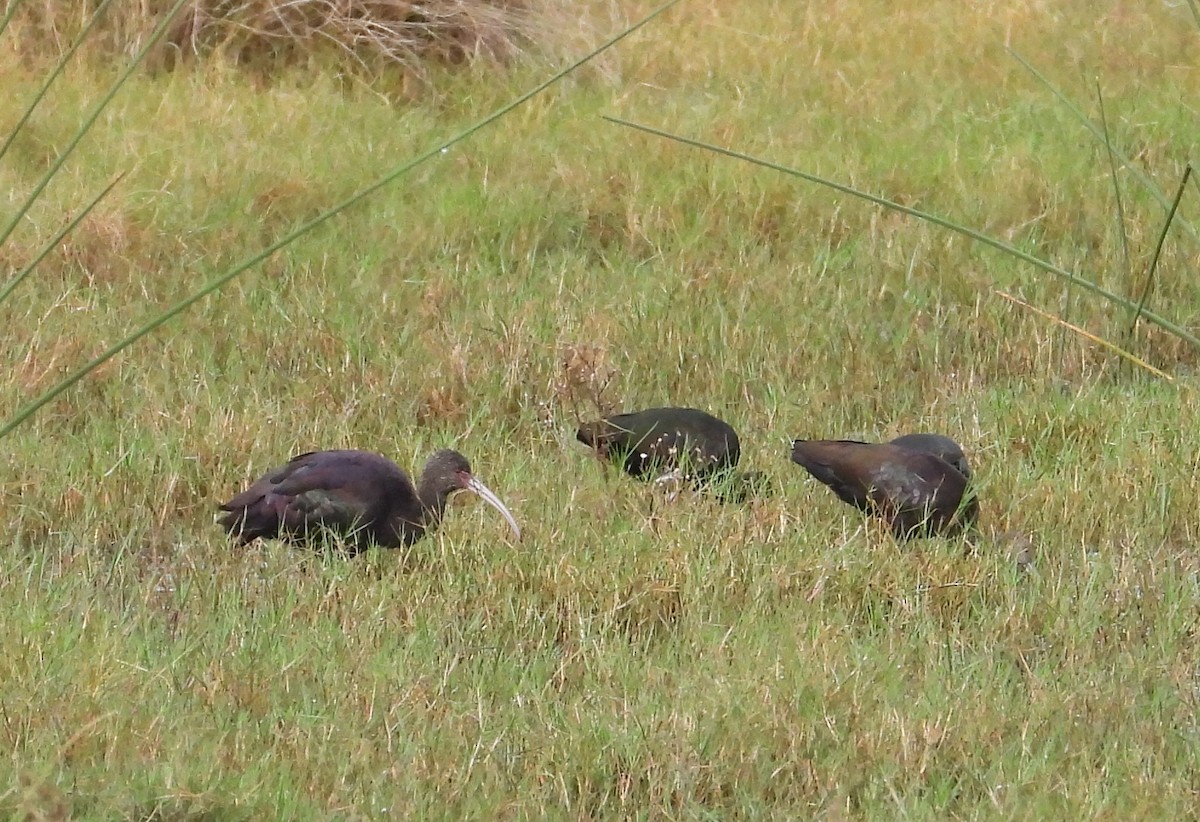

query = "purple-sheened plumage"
218;448;520;554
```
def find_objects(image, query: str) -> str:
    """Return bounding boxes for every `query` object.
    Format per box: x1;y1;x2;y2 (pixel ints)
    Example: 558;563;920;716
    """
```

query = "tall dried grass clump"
6;0;593;75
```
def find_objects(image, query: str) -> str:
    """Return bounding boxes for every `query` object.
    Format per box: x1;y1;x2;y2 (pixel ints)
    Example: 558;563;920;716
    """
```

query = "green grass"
4;0;1200;817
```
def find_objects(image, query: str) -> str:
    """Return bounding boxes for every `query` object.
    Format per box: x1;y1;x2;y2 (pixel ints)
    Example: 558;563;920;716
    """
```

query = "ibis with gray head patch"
218;448;520;554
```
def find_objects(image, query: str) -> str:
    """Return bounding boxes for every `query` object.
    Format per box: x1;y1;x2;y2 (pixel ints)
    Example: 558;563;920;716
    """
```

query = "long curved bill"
466;476;522;541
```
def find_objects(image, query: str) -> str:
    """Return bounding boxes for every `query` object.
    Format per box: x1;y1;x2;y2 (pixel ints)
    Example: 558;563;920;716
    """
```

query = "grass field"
3;0;1200;817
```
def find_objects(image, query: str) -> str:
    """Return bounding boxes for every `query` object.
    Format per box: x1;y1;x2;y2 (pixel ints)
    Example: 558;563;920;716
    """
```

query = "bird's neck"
380;484;448;548
417;482;451;528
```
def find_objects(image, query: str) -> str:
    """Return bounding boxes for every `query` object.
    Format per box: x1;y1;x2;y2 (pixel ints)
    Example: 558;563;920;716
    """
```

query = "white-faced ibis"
889;432;972;480
576;406;768;502
790;439;977;538
218;448;520;555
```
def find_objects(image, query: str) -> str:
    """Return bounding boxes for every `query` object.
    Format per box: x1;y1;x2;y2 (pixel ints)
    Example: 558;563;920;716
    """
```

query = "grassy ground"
3;0;1200;817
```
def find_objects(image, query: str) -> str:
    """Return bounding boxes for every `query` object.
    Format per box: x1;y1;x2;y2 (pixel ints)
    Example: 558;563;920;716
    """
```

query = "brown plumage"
218;448;520;555
790;439;977;538
576;406;769;502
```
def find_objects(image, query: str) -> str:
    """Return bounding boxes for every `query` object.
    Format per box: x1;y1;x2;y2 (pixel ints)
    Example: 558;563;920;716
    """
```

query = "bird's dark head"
889;433;972;480
425;448;474;492
576;420;615;451
421;449;521;541
790;438;825;462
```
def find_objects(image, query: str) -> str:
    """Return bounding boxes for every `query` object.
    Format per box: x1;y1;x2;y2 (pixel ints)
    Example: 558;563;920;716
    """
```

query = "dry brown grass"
7;0;600;82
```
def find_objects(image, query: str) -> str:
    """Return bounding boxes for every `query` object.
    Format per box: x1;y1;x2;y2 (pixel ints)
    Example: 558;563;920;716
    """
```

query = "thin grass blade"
0;0;190;250
1096;83;1131;293
997;290;1172;381
0;171;127;305
602;115;1200;350
0;0;27;41
1008;49;1200;252
0;0;118;164
1186;0;1200;29
0;0;687;440
1130;164;1191;334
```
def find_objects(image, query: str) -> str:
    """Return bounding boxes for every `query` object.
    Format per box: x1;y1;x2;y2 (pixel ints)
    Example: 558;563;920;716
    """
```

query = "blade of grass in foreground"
0;0;27;43
601;115;1200;351
1129;165;1191;335
0;0;687;440
0;0;190;251
1008;50;1200;253
0;172;127;304
1095;83;1132;294
996;291;1172;381
0;0;119;165
1186;0;1200;29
